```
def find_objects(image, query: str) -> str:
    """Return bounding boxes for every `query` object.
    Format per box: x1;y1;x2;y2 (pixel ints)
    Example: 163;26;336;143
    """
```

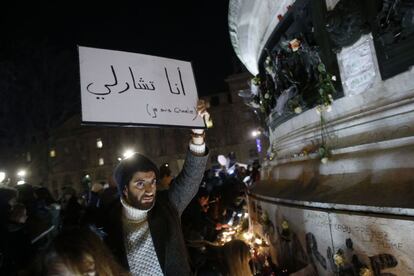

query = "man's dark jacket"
103;150;208;276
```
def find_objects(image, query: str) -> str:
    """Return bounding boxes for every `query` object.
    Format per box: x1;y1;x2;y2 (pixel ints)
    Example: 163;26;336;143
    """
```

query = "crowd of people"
0;101;265;276
0;155;268;276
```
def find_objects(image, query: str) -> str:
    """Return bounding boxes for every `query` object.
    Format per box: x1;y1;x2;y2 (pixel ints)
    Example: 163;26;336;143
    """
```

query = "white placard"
337;34;378;96
78;46;205;128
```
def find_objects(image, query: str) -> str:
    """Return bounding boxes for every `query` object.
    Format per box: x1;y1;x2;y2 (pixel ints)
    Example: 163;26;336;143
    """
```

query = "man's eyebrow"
134;177;155;181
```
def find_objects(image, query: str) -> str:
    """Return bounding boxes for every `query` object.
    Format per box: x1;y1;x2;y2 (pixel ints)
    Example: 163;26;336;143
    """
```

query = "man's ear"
123;186;128;198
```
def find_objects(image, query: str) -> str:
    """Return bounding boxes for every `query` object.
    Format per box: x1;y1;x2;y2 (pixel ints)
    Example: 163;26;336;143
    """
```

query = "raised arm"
168;100;211;215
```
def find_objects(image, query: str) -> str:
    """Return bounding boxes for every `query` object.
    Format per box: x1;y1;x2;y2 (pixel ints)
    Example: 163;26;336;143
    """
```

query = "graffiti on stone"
249;198;414;275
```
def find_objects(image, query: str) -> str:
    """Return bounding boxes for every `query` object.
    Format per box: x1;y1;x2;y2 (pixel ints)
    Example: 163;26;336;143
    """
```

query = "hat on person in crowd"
114;153;159;195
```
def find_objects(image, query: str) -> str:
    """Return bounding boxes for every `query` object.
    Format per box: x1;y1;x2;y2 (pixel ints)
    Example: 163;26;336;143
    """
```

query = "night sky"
0;1;238;148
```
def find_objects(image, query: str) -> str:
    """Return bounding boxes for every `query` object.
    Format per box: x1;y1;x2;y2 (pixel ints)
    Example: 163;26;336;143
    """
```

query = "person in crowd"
87;182;104;208
60;187;83;229
34;187;60;237
0;187;18;223
82;183;107;237
182;187;218;242
16;183;37;216
220;240;252;276
15;184;56;251
0;203;33;275
182;187;225;272
36;227;128;276
101;100;210;275
198;240;253;276
99;177;119;208
157;163;173;191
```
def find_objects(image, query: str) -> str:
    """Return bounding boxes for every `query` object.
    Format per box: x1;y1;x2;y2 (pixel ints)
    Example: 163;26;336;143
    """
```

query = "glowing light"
99;158;104;166
244;213;249;218
49;149;56;158
0;172;5;183
17;170;26;177
251;130;261;138
237;213;243;218
217;155;227;166
17;180;26;185
243;232;253;240
123;149;135;159
255;238;263;245
96;138;103;148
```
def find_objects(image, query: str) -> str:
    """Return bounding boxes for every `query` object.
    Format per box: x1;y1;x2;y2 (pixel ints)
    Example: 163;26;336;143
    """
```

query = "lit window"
96;138;103;149
50;149;56;158
99;158;104;166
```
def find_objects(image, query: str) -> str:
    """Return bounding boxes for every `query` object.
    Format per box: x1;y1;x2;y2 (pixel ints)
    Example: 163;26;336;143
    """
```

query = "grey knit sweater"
121;198;163;276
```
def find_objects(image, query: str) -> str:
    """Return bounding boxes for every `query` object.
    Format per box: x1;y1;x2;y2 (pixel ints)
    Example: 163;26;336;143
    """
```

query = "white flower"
328;94;333;101
326;105;332;112
289;38;301;52
331;75;337;81
264;93;270;99
315;105;323;114
265;66;274;76
294;106;302;114
333;253;344;266
321;157;329;164
250;102;260;109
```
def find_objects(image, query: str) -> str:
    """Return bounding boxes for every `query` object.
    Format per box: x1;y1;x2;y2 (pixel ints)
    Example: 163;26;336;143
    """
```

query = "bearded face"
123;171;157;210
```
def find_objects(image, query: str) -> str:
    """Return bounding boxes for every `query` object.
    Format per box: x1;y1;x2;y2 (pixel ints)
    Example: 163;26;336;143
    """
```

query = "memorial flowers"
242;35;337;120
289;38;301;52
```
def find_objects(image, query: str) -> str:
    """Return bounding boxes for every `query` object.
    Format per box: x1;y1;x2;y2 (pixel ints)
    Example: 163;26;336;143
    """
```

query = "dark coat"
103;150;209;276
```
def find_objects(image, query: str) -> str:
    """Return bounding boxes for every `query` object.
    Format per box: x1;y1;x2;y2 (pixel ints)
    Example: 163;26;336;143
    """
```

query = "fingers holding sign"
196;100;213;129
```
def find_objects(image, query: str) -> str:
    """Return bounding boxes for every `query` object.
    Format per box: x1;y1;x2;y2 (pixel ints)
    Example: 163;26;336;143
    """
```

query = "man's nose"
144;182;154;192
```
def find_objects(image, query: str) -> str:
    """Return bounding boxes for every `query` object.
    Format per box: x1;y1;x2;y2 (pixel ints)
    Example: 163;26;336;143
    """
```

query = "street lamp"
251;130;261;138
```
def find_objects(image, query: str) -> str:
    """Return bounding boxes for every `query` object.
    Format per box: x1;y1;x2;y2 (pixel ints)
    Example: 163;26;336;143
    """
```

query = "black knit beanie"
113;153;160;195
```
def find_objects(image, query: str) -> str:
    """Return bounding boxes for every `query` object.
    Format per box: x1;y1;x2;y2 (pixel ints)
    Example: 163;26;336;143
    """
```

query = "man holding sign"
102;101;209;276
79;47;211;275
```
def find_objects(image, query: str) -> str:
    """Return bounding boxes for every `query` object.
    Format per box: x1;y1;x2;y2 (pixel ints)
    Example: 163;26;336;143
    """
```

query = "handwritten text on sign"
78;46;204;128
